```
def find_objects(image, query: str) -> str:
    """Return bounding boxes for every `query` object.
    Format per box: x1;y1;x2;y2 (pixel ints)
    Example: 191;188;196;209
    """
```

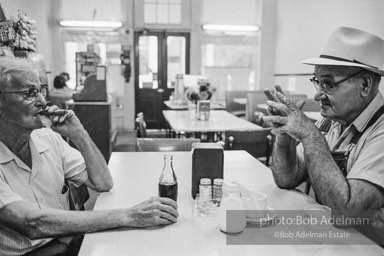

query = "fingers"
129;197;179;227
263;115;287;125
52;110;74;124
158;197;178;210
275;92;297;112
275;85;284;95
296;99;306;110
264;89;279;102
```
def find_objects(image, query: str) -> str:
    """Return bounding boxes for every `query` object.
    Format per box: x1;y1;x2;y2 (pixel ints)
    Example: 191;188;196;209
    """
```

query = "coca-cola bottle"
158;155;178;201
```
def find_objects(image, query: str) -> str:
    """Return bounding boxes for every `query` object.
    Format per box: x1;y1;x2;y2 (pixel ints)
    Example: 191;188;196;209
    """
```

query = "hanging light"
59;20;123;29
202;24;260;35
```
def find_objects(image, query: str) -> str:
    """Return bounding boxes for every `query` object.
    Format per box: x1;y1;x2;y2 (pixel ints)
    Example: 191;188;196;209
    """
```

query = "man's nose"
314;89;327;101
35;93;47;106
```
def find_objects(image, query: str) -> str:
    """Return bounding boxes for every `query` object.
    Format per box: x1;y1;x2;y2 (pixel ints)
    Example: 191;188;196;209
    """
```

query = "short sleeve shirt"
297;92;384;244
297;92;384;189
0;128;88;256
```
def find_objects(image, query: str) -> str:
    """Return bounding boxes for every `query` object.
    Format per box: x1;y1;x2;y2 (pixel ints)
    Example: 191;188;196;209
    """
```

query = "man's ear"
360;74;373;97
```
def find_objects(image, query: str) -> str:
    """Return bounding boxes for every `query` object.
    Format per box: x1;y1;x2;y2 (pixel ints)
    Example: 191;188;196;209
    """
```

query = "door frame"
134;30;190;128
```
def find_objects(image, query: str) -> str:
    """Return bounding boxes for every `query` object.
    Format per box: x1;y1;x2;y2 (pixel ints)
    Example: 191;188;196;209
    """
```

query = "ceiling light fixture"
59;20;123;28
202;24;260;35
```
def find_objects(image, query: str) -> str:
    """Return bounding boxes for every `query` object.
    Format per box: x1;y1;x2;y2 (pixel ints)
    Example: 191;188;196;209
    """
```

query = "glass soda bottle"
158;154;178;201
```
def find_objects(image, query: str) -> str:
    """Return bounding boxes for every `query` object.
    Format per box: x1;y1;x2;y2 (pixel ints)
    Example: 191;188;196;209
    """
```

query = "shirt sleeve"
53;132;88;187
0;175;23;208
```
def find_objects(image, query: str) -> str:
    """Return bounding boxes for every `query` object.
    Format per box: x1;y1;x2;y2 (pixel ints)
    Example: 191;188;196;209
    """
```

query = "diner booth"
1;0;384;255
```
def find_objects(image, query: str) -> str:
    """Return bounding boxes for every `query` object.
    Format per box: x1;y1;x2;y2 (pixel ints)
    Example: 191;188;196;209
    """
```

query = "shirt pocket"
56;182;70;210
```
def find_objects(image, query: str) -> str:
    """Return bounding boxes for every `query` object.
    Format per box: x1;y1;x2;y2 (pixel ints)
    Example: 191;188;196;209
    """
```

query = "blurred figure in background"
49;72;73;107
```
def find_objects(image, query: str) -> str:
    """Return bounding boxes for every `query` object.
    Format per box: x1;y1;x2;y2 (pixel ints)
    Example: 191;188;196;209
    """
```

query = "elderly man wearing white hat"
264;26;384;244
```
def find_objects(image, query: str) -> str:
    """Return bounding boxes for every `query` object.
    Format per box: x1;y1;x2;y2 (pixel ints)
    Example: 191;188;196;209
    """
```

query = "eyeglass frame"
310;70;365;95
0;86;48;101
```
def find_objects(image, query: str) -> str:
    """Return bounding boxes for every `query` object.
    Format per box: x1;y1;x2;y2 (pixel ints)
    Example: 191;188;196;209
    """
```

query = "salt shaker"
199;178;212;203
212;178;223;205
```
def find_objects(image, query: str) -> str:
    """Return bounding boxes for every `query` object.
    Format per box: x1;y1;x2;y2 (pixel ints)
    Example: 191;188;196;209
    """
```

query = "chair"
225;90;256;117
224;128;274;166
245;91;269;123
136;112;147;138
135;112;166;138
136;138;201;152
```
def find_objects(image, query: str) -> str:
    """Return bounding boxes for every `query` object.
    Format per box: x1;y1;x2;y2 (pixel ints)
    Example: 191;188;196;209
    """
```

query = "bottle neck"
159;155;177;184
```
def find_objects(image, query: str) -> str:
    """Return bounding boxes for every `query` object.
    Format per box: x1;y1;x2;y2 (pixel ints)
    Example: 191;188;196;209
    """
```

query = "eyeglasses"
0;86;48;101
310;70;365;95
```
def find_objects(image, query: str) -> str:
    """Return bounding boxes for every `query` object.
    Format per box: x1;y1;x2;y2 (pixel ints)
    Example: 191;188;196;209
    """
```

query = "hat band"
319;54;378;70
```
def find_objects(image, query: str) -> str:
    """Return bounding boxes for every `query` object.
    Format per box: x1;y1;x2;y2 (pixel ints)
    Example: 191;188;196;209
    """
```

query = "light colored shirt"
0;128;87;256
297;92;384;243
297;92;384;188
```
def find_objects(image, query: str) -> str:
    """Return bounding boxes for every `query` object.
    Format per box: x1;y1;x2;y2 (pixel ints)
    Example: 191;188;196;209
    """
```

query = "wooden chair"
136;138;201;152
224;128;274;166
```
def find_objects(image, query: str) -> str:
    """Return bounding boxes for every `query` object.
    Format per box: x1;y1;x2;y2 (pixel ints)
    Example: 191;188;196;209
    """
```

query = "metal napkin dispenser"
191;143;224;199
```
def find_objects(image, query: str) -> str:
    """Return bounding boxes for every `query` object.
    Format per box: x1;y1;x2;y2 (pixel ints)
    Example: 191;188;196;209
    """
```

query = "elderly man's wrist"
68;129;90;142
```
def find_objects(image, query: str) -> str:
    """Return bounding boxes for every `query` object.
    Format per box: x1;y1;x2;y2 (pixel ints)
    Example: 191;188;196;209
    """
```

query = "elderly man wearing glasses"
264;27;384;244
0;57;178;256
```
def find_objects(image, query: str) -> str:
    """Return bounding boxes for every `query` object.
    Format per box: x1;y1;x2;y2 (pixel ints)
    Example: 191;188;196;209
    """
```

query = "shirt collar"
0;129;49;164
353;92;384;132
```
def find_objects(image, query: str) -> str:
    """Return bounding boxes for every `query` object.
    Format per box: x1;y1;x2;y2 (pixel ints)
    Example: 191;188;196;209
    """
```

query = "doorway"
134;30;190;129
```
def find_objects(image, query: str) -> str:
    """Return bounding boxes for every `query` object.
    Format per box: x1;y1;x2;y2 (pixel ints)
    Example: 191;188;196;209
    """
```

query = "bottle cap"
213;178;223;185
200;178;211;185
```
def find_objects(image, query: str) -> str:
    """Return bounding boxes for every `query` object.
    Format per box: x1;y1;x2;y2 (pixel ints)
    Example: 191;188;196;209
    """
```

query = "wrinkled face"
0;70;47;131
313;66;365;124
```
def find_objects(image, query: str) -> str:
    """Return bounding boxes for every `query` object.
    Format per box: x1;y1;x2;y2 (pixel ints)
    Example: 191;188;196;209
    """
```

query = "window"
201;36;260;100
144;0;182;24
201;0;261;100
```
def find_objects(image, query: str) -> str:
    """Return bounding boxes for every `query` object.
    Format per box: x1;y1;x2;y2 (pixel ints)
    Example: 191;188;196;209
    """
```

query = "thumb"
296;100;306;110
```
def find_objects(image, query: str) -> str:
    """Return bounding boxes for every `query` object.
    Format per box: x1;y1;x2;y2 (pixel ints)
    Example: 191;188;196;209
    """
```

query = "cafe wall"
2;0;384;130
274;0;384;98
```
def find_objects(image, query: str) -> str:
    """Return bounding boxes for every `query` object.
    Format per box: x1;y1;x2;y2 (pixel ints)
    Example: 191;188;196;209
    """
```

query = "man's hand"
263;88;319;142
126;197;179;227
44;105;85;138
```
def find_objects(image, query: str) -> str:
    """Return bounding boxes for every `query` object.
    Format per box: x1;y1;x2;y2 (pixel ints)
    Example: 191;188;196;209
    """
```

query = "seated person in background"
60;72;70;83
263;27;384;244
49;73;74;107
0;57;178;256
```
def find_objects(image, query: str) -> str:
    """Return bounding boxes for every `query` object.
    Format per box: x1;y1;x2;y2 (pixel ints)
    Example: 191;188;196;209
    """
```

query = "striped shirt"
0;128;87;256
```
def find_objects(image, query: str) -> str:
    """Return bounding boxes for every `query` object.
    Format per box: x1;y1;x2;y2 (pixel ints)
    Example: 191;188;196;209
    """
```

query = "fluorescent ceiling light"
60;20;123;28
202;24;260;33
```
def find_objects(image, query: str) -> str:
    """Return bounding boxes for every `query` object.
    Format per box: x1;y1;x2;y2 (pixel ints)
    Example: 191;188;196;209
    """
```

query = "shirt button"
39;198;44;204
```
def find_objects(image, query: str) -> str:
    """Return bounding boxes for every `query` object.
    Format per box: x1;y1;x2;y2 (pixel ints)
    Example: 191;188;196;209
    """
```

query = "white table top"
163;110;262;132
164;100;225;110
79;151;381;256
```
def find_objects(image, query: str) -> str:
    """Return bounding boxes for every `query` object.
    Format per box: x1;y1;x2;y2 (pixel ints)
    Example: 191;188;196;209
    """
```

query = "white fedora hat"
302;26;384;75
